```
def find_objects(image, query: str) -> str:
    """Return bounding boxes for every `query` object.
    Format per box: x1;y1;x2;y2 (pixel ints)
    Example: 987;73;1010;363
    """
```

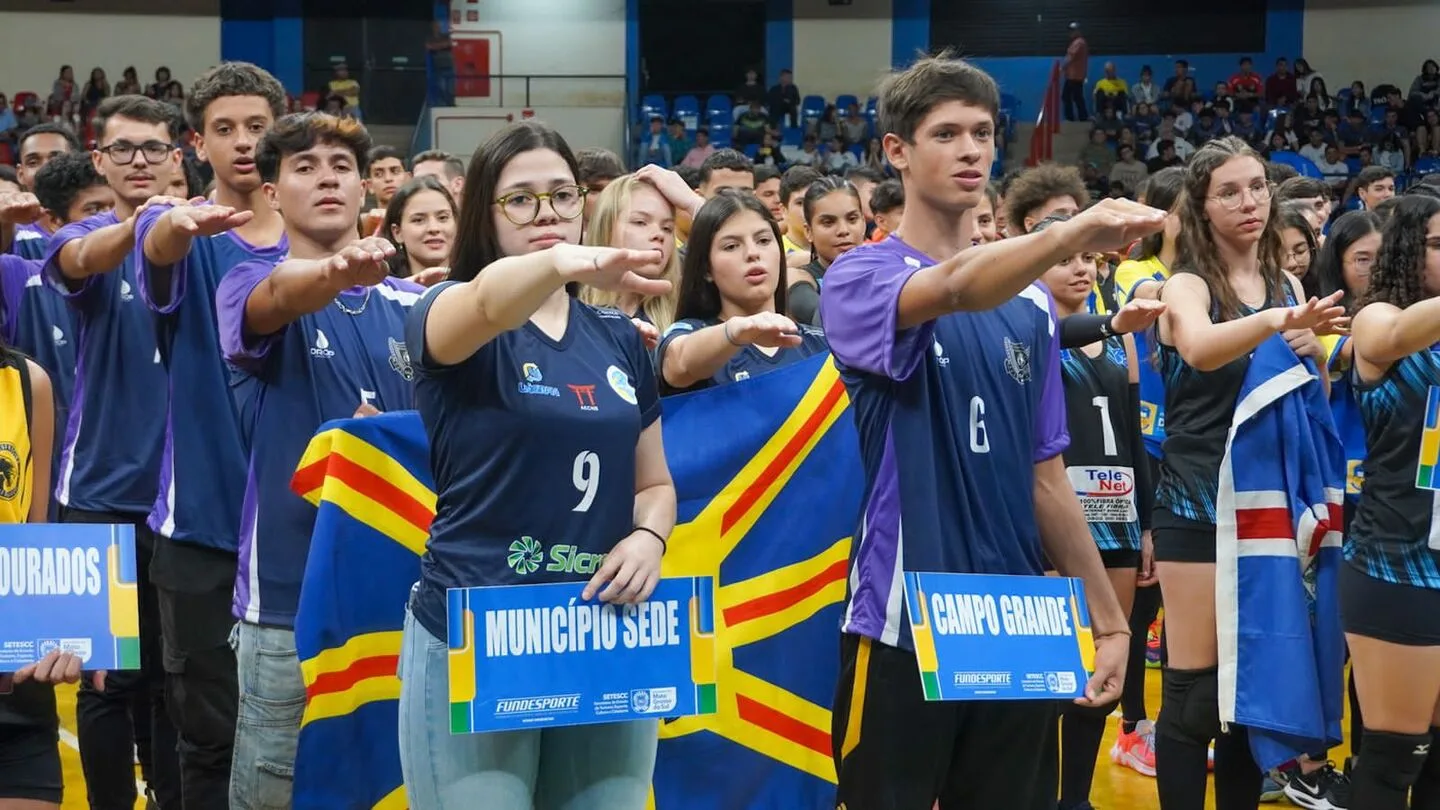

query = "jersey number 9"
573;451;600;512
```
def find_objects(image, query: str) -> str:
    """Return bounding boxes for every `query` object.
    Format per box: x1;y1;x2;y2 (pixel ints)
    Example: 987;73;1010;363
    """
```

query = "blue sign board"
446;577;717;733
904;571;1093;701
0;524;139;673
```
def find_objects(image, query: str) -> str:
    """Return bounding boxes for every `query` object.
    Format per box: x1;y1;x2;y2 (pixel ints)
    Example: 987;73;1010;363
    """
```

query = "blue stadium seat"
742;143;759;159
1344;157;1362;174
835;94;860;112
782;127;803;147
640;94;667;121
707;109;733;128
705;94;732;120
1268;150;1323;178
1370;106;1387;126
1413;156;1440;175
801;95;826;123
673;95;701;131
708;124;732;148
848;144;864;161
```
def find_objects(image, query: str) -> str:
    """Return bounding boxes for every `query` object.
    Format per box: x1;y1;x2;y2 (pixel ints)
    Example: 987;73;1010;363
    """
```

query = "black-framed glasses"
493;185;587;226
97;140;174;166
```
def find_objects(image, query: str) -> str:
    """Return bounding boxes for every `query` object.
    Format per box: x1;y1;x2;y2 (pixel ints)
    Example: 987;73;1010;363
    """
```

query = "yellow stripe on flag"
300;631;403;688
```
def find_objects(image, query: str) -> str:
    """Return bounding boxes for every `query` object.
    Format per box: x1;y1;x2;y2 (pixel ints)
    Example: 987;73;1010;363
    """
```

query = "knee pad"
1358;729;1430;793
1420;727;1440;782
1155;667;1221;747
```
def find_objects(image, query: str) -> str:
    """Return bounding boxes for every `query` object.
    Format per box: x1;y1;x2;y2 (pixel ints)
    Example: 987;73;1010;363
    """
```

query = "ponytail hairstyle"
801;175;862;265
1357;195;1440;310
1134;166;1184;261
1172;136;1284;321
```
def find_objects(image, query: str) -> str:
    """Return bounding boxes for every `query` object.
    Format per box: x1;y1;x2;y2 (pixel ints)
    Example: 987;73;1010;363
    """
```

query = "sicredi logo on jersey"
507;536;606;575
518;362;560;397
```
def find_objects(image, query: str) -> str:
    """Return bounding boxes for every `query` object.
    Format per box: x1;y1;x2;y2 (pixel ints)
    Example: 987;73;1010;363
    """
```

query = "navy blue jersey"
135;205;287;551
42;212;165;514
10;224;50;261
820;237;1068;649
406;286;662;640
654;317;829;394
218;261;422;627
1060;337;1142;552
1350;351;1440;589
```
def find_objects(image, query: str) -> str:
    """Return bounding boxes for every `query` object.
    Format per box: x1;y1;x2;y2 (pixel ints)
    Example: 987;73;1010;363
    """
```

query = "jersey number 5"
572;451;600;512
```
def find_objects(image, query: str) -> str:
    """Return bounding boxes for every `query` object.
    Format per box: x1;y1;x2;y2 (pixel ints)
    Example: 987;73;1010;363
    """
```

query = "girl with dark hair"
1277;203;1318;282
787;176;863;325
655;191;827;394
381;175;456;282
398;120;674;810
1345;194;1440;809
1153;136;1347;810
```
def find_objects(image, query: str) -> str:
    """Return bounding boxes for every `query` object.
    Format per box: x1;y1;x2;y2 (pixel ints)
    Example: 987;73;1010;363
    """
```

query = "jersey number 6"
572;451;600;512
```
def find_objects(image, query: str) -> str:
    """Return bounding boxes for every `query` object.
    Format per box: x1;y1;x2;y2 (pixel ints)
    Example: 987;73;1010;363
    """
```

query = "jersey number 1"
572;451;600;512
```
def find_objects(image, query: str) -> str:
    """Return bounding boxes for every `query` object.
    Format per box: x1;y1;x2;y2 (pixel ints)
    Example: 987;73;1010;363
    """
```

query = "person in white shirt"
1146;116;1195;160
1313;144;1350;181
824;137;858;173
1131;65;1160;106
1298;130;1329;167
784;134;822;167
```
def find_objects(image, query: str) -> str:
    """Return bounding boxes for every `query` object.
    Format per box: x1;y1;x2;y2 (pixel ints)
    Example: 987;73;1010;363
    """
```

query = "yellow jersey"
783;235;808;256
1113;255;1171;306
0;350;34;524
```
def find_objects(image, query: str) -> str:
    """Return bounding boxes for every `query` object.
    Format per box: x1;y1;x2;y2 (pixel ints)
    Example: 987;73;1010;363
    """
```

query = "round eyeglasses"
493;185;587;226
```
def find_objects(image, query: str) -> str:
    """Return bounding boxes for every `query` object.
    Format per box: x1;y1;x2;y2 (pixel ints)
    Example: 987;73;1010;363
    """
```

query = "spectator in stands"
736;68;763;105
0;97;16;147
1376;132;1406;173
844;166;884;230
636;115;673;169
48;66;75;116
1111;143;1148;194
754;131;783;168
1095;104;1123;139
1131;66;1159;107
1148;113;1195;161
1317;144;1350;183
778;165;820;254
1299;128;1329;165
1061;22;1090;122
115;67;141;97
146;67;172;100
1309;78;1335;111
362;144;411;235
788;134;822;167
80;68;110;120
1004;162;1088;235
734;103;768;147
1266;58;1297;108
164;82;186;111
680;129;714;168
577;147;626;218
382;176;456;282
867;179;903;243
1345;81;1370;119
1191;107;1226;145
1094;62;1129;114
1418;108;1440;157
824;136;857;173
328;63;361;119
1409;60;1440;109
411;149;466;204
1294;58;1323;97
862;137;885;173
753;165;784;223
1172;76;1200;109
1161;60;1189;102
697;149;754;200
767;69;801;128
1228;57;1263;111
814;105;840;144
841;103;868;146
1355;166;1396;210
667;120;691;162
1148;139;1184;173
1079;128;1115;181
1232;108;1260;146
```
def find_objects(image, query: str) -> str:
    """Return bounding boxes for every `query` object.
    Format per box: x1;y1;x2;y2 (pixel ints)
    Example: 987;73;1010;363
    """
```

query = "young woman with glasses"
398;120;675;810
1151;137;1346;810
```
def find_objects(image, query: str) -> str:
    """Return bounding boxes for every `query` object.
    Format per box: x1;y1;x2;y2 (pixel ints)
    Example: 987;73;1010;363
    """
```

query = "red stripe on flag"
1235;507;1291;541
292;457;327;498
735;693;831;757
305;654;399;702
721;378;846;534
722;559;849;627
294;453;433;534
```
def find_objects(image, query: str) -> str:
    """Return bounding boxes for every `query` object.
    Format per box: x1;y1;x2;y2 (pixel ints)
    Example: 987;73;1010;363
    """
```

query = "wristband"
723;319;740;346
1099;313;1117;339
634;526;668;553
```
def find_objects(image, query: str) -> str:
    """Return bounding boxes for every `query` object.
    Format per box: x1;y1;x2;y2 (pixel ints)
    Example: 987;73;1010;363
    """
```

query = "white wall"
0;13;220;100
792;0;893;102
450;0;626;107
1303;0;1440;94
433;106;627;160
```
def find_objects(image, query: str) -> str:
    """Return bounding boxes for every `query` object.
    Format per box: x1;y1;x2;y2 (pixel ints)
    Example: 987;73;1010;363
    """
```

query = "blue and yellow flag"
290;354;862;810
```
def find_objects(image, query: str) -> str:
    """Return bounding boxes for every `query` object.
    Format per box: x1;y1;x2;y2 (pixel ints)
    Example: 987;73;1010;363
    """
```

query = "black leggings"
1122;583;1164;724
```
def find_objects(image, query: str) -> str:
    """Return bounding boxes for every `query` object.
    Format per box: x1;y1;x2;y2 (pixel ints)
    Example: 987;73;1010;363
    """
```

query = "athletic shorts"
1151;511;1216;564
1340;562;1440;646
1043;549;1140;573
0;722;63;803
832;633;1059;810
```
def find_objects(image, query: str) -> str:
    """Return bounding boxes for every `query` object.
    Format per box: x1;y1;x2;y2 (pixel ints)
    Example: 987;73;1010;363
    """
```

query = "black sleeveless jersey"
1157;276;1289;525
1060;336;1142;551
1350;350;1440;589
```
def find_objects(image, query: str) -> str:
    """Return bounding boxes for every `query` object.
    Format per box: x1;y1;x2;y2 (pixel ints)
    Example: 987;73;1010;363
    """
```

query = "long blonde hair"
580;175;681;331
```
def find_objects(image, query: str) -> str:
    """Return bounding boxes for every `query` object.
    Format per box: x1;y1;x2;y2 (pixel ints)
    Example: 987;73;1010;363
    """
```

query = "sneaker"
1110;718;1157;777
1284;761;1351;810
1260;769;1287;802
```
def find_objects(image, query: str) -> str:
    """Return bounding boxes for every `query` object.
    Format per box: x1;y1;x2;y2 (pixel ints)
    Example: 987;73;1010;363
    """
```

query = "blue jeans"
229;622;305;810
397;606;659;810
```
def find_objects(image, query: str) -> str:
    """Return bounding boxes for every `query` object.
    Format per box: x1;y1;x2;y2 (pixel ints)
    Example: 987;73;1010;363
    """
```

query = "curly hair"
1172;136;1283;322
1003;163;1089;235
1357;194;1440;311
184;62;287;133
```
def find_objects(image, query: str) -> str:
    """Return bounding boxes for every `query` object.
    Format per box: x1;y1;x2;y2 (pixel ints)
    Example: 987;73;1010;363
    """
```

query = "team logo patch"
388;337;413;381
0;442;21;501
607;365;637;404
1003;337;1032;384
507;536;543;575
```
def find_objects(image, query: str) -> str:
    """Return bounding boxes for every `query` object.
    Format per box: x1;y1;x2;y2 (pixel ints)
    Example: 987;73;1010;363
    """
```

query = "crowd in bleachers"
1074;54;1440;211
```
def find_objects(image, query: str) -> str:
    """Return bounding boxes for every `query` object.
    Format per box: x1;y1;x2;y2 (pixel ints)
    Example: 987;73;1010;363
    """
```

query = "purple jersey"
819;236;1068;649
10;223;50;261
43;211;166;514
217;260;422;627
134;204;287;551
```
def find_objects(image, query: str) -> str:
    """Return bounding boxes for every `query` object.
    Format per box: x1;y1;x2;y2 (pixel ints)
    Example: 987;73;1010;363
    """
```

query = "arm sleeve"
817;245;932;380
1059;313;1111;349
1130;381;1153;531
787;281;821;327
132;203;188;315
215;259;283;370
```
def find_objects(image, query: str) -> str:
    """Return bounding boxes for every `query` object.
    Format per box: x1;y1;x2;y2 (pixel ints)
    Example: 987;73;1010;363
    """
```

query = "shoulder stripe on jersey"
373;284;420;305
1018;285;1056;337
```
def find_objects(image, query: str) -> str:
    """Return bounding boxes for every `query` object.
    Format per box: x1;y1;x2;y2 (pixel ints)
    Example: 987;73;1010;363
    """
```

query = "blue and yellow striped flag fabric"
289;353;863;809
